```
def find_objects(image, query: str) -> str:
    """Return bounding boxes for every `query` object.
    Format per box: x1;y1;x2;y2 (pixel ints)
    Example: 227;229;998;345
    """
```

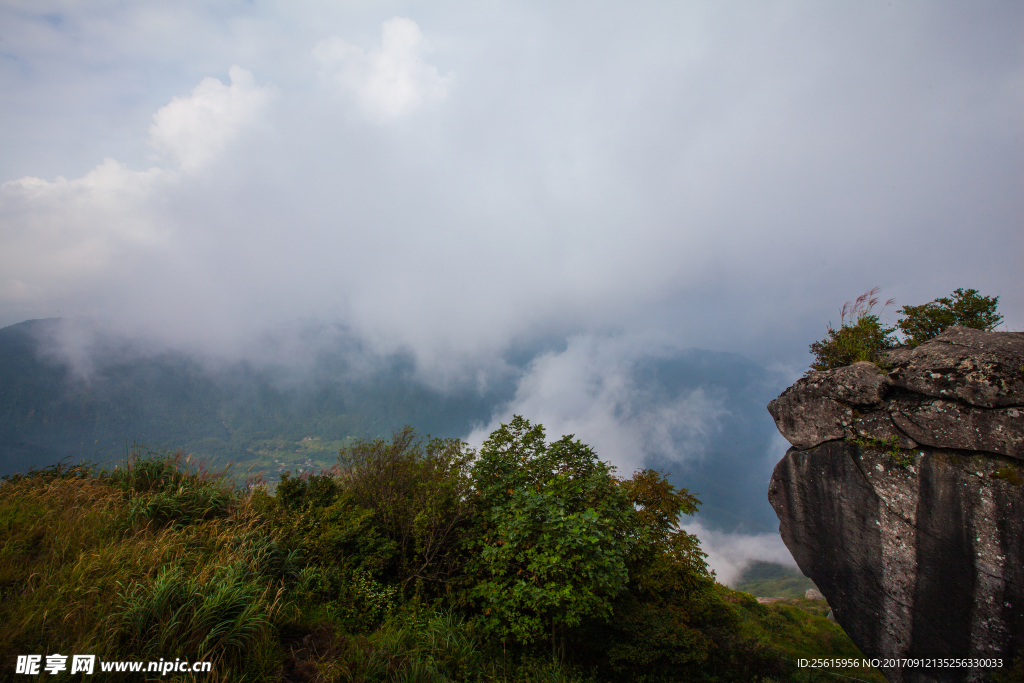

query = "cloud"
466;335;729;474
0;66;270;316
0;159;169;304
2;4;1020;364
314;17;453;122
681;519;798;587
149;66;271;171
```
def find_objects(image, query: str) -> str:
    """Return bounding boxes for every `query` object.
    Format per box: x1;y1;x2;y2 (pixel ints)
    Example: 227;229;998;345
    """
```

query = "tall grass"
116;560;283;663
0;450;288;681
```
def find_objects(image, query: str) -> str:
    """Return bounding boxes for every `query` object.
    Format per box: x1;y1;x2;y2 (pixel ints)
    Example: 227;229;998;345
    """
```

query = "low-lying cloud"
466;334;730;474
681;520;798;587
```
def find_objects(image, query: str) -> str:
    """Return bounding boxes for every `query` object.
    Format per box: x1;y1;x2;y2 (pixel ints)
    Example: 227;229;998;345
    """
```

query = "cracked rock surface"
767;327;1024;683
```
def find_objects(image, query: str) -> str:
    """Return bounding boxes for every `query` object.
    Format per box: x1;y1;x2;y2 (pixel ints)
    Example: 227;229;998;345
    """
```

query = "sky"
2;1;1022;581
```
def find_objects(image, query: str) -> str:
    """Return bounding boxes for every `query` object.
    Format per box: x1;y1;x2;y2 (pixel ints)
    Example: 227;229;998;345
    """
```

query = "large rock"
768;327;1024;683
769;442;1023;683
767;327;1024;459
883;326;1024;409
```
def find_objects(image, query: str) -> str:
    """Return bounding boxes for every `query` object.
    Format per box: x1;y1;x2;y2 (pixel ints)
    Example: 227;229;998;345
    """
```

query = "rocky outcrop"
768;327;1024;459
767;327;1024;683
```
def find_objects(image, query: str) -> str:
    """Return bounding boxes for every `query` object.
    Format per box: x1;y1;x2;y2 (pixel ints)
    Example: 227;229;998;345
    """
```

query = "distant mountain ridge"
0;318;512;479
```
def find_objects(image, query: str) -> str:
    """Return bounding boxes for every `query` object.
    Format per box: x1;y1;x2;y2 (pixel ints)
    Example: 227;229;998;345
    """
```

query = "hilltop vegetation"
808;287;1003;371
1;419;880;682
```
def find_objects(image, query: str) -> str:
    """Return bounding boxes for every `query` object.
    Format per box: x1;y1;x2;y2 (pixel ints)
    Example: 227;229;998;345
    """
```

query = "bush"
809;288;897;371
468;416;636;656
896;287;1002;347
337;427;476;595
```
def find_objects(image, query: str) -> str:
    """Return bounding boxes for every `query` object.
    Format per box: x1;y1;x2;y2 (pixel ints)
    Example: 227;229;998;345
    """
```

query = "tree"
468;416;636;661
896;287;1003;347
809;288;897;371
336;427;475;593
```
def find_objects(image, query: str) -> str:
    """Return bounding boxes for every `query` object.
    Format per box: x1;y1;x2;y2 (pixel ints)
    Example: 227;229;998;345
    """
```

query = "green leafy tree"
896;287;1003;347
469;416;636;660
809;288;897;371
594;470;718;680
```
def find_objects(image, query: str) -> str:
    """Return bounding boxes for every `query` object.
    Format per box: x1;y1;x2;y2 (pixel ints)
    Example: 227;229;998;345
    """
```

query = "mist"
2;1;1022;574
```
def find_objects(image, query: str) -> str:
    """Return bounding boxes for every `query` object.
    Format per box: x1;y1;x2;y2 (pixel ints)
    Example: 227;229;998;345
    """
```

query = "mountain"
0;318;515;478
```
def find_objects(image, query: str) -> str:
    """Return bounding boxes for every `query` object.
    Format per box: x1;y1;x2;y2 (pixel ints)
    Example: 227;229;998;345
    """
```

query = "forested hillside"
0;318;512;479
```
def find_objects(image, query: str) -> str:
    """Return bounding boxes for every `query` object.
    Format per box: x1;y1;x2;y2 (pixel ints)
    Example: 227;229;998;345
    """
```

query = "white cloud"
149;66;271;171
314;17;453;122
466;335;728;474
0;159;169;302
681;520;798;587
0;66;270;309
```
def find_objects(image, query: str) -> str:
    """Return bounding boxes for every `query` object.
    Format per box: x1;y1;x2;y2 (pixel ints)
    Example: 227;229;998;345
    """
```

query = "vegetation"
809;287;1003;370
808;288;896;371
733;562;817;600
896;288;1003;347
847;435;914;469
1;422;882;682
0;452;291;680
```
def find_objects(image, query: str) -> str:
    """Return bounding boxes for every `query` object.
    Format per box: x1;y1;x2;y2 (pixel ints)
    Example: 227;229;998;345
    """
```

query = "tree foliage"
896;287;1003;347
808;288;896;371
469;416;636;657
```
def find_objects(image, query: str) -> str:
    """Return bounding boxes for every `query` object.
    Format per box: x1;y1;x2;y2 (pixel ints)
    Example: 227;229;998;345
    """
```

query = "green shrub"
896;287;1002;347
809;287;1004;371
809;288;897;371
337;427;476;596
295;565;398;631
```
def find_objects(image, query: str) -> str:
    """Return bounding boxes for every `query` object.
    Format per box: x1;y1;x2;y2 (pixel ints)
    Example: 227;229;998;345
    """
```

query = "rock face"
768;327;1024;683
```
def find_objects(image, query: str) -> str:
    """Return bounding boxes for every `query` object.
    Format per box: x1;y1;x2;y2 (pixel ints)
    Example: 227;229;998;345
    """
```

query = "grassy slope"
0;458;287;682
730;563;888;683
734;561;819;599
1;455;894;683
